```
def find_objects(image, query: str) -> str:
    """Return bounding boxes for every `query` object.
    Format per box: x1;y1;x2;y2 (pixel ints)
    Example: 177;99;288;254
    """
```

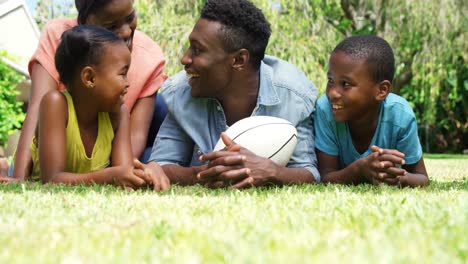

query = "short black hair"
55;25;122;87
333;35;395;83
75;0;114;25
201;0;271;70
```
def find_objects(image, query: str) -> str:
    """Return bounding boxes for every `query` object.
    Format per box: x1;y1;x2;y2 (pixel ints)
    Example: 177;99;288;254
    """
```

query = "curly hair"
333;35;395;83
201;0;271;70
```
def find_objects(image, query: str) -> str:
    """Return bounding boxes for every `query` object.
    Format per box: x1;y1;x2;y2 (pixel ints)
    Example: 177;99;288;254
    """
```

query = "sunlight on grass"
0;158;466;263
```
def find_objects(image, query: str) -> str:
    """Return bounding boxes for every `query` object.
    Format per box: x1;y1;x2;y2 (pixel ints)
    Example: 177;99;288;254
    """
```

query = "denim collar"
257;61;281;106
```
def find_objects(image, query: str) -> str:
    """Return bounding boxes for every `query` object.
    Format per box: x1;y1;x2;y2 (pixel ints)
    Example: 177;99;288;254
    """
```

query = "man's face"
326;51;381;122
181;19;234;98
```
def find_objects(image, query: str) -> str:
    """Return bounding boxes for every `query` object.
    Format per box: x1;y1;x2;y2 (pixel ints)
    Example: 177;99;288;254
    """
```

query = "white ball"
213;116;297;166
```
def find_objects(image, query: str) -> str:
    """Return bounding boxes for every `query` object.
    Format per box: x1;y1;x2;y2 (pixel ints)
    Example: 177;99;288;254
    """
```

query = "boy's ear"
375;80;391;101
81;66;96;89
231;49;250;71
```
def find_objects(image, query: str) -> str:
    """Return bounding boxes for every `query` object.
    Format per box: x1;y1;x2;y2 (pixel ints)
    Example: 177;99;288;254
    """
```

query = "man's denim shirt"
149;55;320;182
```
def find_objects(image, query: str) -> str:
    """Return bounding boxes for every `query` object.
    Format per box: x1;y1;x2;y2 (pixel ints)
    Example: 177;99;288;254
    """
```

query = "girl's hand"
0;176;21;183
112;166;150;190
133;159;170;192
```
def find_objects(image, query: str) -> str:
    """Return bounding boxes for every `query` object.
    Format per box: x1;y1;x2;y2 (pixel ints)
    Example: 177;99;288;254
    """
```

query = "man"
136;0;319;190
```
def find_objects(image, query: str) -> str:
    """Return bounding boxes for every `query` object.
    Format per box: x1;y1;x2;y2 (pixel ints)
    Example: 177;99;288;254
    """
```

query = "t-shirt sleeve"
138;53;167;98
314;95;339;156
396;114;423;165
28;20;63;85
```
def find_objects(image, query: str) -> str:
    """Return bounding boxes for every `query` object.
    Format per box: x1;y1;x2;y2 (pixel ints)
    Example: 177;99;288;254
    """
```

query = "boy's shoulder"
381;93;417;125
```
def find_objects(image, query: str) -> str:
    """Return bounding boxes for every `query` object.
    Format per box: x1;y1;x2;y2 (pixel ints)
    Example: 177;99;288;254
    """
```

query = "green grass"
0;157;467;263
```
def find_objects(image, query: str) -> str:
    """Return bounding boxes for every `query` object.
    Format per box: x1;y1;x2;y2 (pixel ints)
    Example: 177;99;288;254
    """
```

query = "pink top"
28;18;167;111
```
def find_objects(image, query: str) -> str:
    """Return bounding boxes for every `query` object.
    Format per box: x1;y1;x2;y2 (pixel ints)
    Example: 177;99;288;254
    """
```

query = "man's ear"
376;80;391;101
231;49;250;71
81;66;96;89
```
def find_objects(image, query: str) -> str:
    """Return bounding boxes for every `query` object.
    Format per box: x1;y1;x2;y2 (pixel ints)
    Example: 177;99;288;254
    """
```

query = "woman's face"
86;0;137;51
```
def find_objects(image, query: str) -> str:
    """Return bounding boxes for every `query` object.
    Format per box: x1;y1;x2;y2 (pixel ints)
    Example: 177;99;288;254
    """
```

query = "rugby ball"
213;116;297;166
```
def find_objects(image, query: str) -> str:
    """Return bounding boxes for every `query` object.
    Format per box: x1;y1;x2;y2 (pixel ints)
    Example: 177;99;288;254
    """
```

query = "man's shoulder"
160;71;192;105
262;55;318;102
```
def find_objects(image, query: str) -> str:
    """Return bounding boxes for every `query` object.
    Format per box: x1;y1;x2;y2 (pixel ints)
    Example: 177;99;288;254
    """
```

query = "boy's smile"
326;51;382;123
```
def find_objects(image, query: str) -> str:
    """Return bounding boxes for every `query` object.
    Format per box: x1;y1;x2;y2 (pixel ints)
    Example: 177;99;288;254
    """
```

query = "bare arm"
38;91;147;188
12;63;57;180
317;150;368;185
110;105;133;167
399;158;429;187
161;163;206;186
130;96;155;159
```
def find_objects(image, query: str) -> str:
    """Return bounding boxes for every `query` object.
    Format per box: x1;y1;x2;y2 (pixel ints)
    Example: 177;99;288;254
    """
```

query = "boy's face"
326;51;382;122
180;18;235;98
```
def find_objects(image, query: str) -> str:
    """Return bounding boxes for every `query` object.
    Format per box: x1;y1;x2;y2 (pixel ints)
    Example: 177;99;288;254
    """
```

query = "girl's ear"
231;49;250;71
375;80;391;101
81;66;96;89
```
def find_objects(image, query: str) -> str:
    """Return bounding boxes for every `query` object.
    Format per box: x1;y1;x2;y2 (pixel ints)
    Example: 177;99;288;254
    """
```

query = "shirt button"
196;149;203;156
216;106;222;111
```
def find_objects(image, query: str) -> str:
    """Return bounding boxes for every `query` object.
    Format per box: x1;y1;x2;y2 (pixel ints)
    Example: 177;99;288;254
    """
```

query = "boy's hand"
369;146;407;186
133;159;170;192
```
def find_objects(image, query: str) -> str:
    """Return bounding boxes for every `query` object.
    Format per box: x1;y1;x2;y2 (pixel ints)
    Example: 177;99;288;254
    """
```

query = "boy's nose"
327;86;341;99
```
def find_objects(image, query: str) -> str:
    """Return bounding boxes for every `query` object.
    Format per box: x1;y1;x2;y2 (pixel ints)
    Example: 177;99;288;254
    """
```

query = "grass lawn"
0;155;467;263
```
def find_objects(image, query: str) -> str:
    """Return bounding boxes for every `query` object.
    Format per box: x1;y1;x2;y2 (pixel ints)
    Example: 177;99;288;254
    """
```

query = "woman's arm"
130;96;155;159
12;62;57;180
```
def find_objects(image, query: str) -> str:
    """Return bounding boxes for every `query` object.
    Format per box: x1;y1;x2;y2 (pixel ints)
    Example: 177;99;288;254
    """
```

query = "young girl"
6;0;166;181
3;25;152;189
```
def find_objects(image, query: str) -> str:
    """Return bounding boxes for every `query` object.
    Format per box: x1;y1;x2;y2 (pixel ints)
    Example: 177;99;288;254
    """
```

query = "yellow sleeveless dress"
30;91;114;181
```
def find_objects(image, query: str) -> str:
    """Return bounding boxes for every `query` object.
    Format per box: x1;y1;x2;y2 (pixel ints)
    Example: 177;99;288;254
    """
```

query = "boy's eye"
327;78;334;85
343;81;351;87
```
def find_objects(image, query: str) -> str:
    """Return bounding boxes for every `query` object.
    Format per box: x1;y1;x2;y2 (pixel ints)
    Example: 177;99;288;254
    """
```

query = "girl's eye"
106;24;118;31
327;78;334;85
343;81;351;87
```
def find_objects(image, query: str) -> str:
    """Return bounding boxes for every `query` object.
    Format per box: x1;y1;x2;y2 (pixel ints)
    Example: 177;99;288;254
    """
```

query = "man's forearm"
161;164;206;186
320;160;365;185
273;167;316;185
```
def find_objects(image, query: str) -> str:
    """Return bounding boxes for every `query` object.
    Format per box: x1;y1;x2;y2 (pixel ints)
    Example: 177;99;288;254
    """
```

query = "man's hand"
198;133;281;189
133;160;170;192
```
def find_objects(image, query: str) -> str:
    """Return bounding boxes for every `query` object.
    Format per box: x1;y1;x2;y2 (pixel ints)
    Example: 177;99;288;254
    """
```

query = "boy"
315;35;429;187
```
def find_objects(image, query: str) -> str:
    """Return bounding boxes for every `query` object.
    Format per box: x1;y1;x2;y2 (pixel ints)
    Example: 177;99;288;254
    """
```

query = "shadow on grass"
0;178;466;195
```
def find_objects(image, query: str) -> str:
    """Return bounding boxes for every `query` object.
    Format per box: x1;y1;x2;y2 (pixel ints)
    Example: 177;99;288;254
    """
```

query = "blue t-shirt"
314;93;422;168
